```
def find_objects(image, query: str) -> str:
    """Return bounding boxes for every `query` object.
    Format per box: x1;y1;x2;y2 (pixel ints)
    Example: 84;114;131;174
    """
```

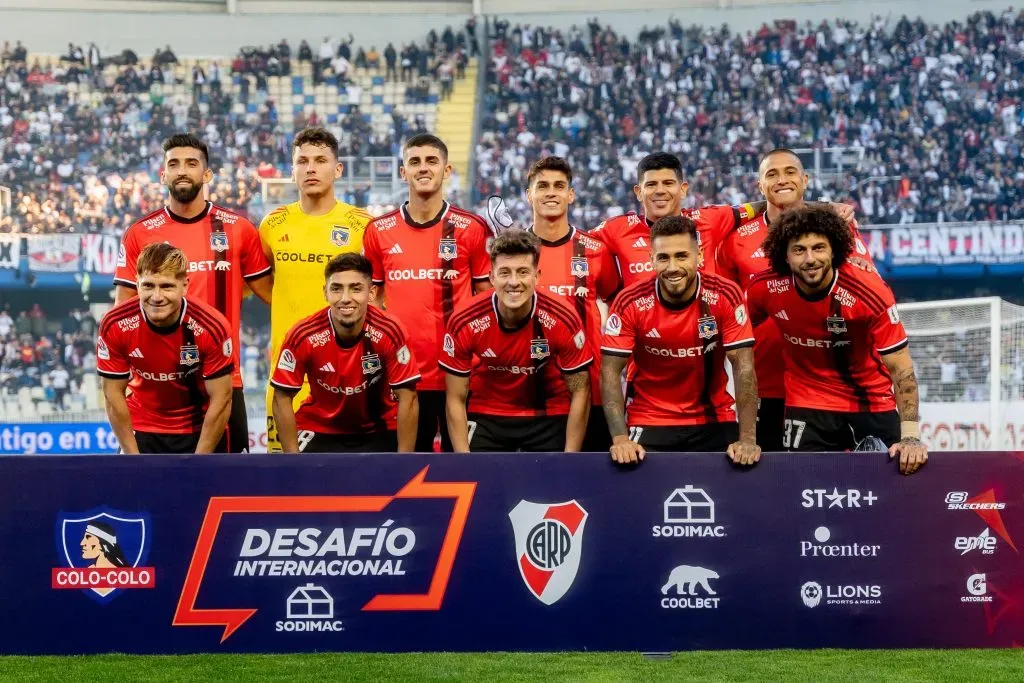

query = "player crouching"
270;254;421;452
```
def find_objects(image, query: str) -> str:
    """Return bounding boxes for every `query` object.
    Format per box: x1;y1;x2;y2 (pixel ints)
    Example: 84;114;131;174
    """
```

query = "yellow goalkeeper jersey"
259;200;372;450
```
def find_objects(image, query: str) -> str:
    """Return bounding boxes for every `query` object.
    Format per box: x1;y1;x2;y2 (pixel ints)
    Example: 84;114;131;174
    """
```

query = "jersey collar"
492;291;537;333
656;273;701;311
794;268;839;303
327;308;366;349
141;297;187;335
165;202;211;224
529;225;575;247
400;201;450;229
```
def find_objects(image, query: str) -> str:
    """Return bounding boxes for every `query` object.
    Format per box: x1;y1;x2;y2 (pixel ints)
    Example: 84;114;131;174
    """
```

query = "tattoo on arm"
728;347;758;439
563;370;589;393
891;366;920;422
600;354;629;438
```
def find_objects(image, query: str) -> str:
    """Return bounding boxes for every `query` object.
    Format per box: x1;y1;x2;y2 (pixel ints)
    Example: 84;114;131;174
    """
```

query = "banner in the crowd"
1;452;1021;654
862;222;1024;274
921;402;1024;451
0;423;120;455
80;234;121;275
0;234;18;270
26;235;81;272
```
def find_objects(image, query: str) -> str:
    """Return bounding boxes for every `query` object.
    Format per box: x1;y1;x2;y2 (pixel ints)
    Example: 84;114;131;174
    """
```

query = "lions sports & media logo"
51;506;156;603
509;500;588;606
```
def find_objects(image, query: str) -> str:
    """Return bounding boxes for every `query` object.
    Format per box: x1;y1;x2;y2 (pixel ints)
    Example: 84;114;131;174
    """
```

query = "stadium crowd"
476;10;1024;227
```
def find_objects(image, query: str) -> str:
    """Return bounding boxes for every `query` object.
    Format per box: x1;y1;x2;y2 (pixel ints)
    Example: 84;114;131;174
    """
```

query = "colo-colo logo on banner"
172;468;476;643
653;486;725;538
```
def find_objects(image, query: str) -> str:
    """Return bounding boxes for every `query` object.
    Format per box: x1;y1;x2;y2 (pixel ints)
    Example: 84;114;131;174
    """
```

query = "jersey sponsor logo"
734;305;748;326
180;345;201;367
604;313;622;336
278;349;297;372
767;278;790;294
308;330;332;348
632;236;648;248
438;238;458;261
628;261;654;274
635;294;656;311
738;223;761;237
396;346;411;365
833;286;857;308
887;305;900;324
627;214;642;226
576;233;602;251
697;315;718;340
223;339;232;358
387;268;456;281
448;213;472;229
212;209;240;225
364;326;383;344
331;227;350;247
374;215;397;230
142;214;167;229
536;309;557;330
117;316;140;332
570;257;589;278
826;315;847;335
784;334;845;349
361;354;382;374
443;334;456;357
547;285;589;297
701;288;719;306
210;231;229;252
275;252;332;263
530;339;550;360
188;260;231;272
572;330;586;350
646;344;707;358
486;365;539;375
388;243;404;255
315;377;379;395
186;319;207;337
117;244;127;268
468;316;491;333
137;368;198;382
97;336;110;360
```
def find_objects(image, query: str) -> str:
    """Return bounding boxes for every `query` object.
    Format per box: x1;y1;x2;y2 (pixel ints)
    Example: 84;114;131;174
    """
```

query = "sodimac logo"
172;467;476;643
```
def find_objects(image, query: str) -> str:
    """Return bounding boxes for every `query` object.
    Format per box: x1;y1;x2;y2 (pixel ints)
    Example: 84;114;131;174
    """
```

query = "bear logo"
661;565;719;596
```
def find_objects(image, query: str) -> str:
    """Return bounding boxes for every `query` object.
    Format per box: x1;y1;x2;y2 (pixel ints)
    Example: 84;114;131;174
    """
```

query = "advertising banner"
1;452;1022;654
861;223;1024;277
80;234;121;275
0;423;120;455
26;235;81;273
0;234;18;270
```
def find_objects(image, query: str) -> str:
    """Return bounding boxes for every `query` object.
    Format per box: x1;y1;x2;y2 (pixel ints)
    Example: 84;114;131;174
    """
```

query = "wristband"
900;421;921;440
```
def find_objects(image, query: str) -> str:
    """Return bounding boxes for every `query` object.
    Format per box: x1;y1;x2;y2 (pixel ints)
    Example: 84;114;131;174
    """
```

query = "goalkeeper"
259;127;373;452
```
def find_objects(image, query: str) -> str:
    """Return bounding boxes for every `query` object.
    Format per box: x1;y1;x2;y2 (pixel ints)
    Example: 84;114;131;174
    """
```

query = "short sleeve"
745;280;769;327
702;205;743;246
269;329;309;390
469;221;492;281
381;319;421;389
870;285;909;355
594;246;622;300
240;220;273;280
714;236;740;284
600;297;636;358
200;315;234;380
95;329;130;379
717;282;755;350
438;322;474;376
848;220;875;266
554;314;593;373
362;223;385;284
113;226;140;289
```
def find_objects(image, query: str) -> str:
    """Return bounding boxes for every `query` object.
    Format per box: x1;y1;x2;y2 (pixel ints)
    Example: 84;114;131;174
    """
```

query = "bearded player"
260;127;374;452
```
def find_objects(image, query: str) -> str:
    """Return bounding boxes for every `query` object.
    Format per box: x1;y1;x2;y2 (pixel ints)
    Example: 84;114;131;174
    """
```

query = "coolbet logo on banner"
2;452;1023;654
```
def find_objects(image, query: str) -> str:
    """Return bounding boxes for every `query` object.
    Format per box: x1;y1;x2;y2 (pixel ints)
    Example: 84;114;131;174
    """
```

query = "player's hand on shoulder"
727;439;761;466
848;256;877;274
889;437;928;475
829;202;856;224
610;435;645;465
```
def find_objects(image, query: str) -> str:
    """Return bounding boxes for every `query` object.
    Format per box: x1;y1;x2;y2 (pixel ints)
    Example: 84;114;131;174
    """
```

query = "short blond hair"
137;242;188;279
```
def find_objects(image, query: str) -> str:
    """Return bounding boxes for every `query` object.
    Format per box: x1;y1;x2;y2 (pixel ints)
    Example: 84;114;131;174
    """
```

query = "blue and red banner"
1;452;1022;654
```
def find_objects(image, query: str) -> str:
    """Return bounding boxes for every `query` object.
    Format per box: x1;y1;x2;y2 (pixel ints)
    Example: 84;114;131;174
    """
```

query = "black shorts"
297;430;398;453
134;431;227;455
416;390;453;453
628;422;739;453
226;387;249;453
783;407;900;452
467;413;567;452
581;406;611;453
757;397;786;453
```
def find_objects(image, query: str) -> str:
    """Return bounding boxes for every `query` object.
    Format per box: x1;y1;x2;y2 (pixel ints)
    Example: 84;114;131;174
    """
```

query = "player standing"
441;231;593;452
716;148;877;451
600;217;760;464
114;133;271;453
526;156;621;451
260;127;374;452
745;206;927;474
99;244;234;454
270;254;420;453
362;134;492;452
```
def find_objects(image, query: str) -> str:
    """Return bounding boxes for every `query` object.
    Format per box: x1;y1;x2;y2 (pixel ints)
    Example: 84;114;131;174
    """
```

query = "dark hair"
403;133;448;161
162;133;209;166
526;156;573;188
324;252;373;281
293;127;339;158
488;229;541;266
649;215;698;243
636;152;683;183
759;147;803;169
763;205;853;275
88;521;129;568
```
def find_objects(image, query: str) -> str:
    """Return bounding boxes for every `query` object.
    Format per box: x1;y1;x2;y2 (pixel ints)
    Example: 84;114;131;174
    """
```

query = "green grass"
2;650;1023;682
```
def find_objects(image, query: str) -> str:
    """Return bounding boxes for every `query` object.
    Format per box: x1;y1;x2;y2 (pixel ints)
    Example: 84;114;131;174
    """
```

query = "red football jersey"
440;291;593;417
362;202;491;392
96;297;234;434
601;274;754;427
745;264;908;413
114;202;272;389
717;213;878;402
269;306;421;434
592;204;756;288
534;226;621;405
